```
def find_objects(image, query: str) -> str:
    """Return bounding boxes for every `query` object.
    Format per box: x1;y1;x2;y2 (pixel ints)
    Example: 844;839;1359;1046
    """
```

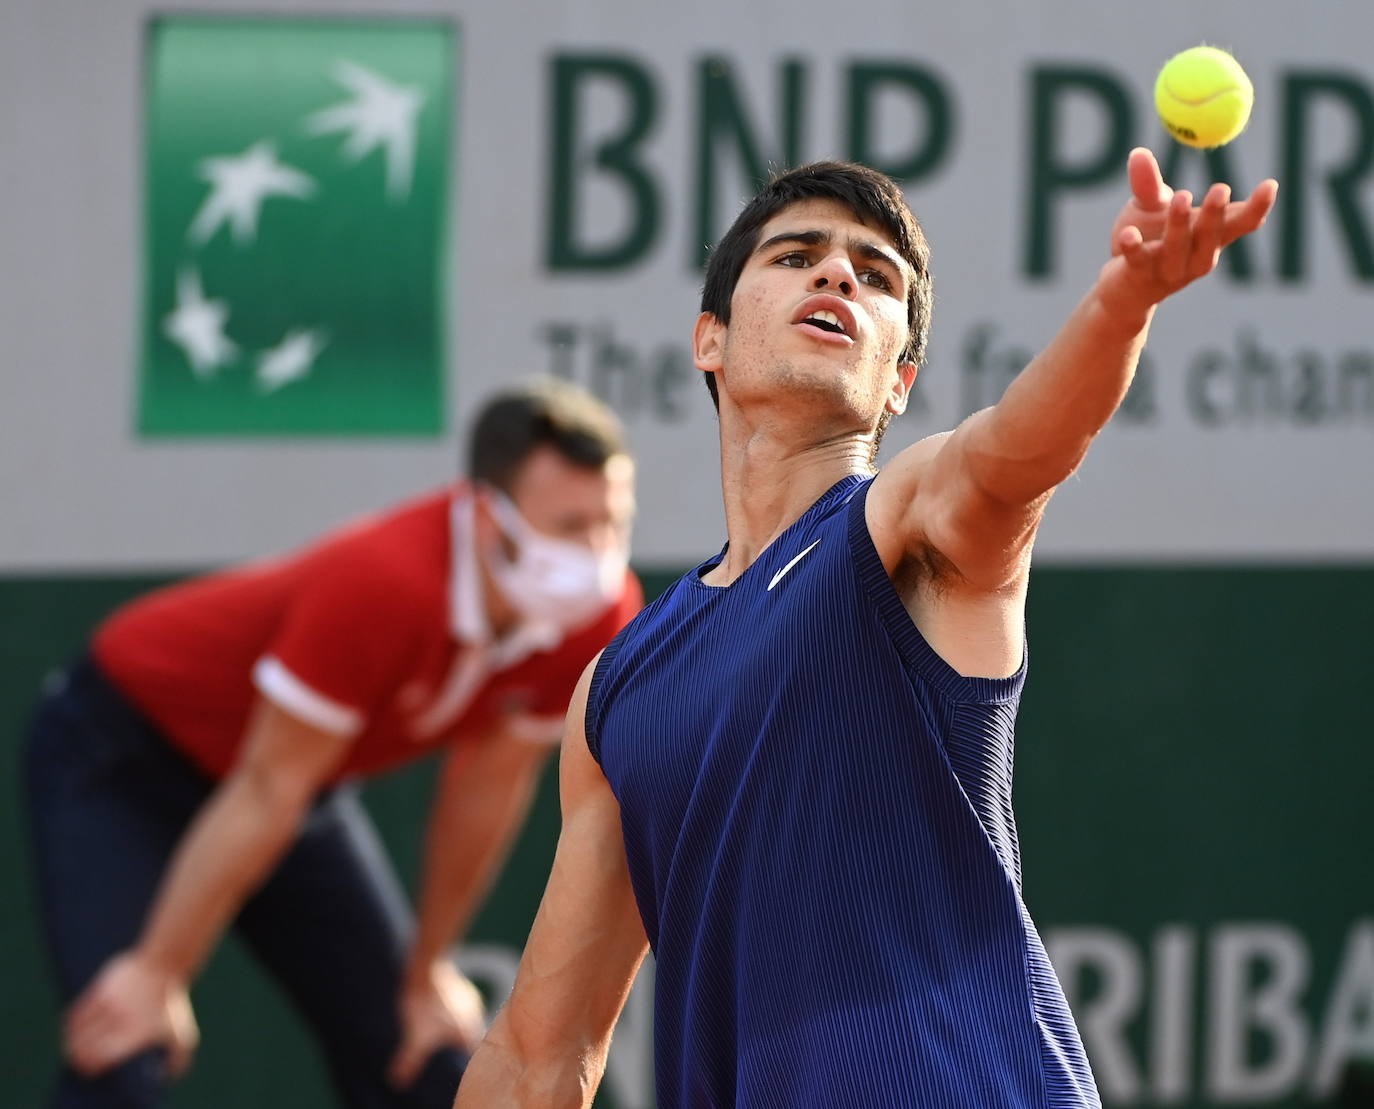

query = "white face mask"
483;489;627;634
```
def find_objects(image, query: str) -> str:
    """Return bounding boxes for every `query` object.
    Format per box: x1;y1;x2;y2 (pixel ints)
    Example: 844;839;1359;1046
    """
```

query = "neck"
708;407;874;586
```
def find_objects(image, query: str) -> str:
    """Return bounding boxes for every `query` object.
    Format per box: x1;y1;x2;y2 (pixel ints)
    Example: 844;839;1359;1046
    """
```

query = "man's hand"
1098;147;1278;320
63;950;199;1079
56;699;347;1083
388;960;486;1089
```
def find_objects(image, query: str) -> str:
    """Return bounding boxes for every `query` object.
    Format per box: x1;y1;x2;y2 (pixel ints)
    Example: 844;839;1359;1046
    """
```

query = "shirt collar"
450;483;489;646
449;484;564;669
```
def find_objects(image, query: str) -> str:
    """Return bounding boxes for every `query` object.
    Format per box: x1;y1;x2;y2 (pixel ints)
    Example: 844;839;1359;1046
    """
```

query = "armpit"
891;541;966;600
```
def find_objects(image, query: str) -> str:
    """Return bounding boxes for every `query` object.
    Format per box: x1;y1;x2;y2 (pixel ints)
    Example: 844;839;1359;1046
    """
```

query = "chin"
758;364;872;426
773;358;857;396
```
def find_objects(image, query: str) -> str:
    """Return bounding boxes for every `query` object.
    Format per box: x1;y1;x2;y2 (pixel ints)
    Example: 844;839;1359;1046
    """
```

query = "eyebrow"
754;228;911;284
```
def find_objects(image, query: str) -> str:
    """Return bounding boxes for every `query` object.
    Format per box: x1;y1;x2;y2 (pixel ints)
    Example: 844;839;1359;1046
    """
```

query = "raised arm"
873;148;1278;589
454;657;649;1108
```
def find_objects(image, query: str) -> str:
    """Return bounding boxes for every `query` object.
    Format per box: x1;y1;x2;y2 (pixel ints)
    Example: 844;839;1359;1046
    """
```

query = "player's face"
506;444;636;559
698;198;917;424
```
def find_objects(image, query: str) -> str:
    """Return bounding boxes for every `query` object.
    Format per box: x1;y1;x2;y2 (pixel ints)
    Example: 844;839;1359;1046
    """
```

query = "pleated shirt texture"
587;475;1100;1109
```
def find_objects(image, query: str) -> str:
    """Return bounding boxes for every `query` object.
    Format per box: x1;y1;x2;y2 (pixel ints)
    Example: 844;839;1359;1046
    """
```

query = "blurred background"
3;1;1371;1106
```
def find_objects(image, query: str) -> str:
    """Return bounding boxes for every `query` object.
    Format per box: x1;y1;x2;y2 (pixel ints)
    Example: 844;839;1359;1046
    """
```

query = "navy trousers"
23;657;467;1108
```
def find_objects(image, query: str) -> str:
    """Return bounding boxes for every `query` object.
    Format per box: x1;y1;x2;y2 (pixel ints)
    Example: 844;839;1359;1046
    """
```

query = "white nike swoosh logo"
767;540;821;591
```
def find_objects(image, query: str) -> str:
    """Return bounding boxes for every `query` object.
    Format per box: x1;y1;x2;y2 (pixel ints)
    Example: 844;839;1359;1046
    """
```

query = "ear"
693;311;726;376
886;361;919;416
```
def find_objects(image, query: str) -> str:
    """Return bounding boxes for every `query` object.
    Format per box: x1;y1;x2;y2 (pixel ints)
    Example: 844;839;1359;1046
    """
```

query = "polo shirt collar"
449;484;563;670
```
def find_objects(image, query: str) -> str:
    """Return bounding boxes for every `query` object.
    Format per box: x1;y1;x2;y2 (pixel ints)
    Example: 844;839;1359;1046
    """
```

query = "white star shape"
163;268;237;377
306;60;425;201
188;141;315;247
256;328;328;393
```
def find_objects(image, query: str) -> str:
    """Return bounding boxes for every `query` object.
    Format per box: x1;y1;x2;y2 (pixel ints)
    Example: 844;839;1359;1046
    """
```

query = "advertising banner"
138;18;453;435
3;1;1371;568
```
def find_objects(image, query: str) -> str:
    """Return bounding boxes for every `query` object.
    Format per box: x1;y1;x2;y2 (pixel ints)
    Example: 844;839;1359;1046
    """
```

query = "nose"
810;252;858;298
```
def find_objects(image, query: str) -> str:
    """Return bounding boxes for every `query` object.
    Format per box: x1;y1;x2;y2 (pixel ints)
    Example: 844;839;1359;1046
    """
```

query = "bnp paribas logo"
139;18;455;435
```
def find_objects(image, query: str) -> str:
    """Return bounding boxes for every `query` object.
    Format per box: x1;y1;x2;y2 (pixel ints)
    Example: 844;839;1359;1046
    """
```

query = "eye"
774;251;809;268
860;268;893;291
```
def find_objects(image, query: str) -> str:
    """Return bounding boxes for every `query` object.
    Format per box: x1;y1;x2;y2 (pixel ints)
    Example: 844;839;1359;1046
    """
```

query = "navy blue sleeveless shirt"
587;476;1099;1108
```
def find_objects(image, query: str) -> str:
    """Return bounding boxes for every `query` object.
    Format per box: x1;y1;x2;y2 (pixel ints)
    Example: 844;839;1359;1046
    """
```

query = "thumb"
164;999;198;1080
165;1036;195;1080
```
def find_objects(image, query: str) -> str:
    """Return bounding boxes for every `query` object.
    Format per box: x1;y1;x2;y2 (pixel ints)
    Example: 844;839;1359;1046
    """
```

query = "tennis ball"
1154;46;1254;148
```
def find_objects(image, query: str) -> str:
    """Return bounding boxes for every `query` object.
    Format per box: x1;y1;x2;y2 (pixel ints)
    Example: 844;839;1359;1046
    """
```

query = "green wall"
4;567;1370;1107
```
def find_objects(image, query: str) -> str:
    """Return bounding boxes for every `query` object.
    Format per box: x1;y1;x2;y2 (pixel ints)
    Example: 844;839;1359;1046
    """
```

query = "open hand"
1099;147;1278;316
388;960;487;1089
63;951;199;1079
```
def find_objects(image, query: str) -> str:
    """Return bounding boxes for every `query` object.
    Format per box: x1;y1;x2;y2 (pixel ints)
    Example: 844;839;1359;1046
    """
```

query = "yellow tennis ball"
1155;46;1254;148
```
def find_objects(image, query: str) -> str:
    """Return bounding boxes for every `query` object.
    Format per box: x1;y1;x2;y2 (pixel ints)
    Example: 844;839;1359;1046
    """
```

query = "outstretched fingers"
1106;157;1279;310
1127;147;1173;213
1221;178;1279;246
1118;176;1275;286
1115;224;1154;283
1187;183;1230;280
1156;189;1196;285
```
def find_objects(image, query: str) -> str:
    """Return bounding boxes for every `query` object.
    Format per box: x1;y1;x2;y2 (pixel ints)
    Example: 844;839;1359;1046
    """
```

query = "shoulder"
865;431;955;560
305;543;432;612
292;496;449;623
872;430;954;501
579;571;687;689
311;488;449;562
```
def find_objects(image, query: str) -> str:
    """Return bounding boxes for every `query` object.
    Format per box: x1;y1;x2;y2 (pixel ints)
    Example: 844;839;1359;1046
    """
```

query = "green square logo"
139;17;455;436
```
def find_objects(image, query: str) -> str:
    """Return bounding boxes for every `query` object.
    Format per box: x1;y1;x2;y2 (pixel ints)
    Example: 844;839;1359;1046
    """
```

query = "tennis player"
453;149;1277;1108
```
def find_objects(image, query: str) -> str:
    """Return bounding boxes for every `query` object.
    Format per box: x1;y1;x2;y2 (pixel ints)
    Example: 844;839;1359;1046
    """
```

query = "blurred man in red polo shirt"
24;379;641;1109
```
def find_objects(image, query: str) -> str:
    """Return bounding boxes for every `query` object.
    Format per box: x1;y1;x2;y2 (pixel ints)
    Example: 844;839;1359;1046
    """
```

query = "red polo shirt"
92;487;642;782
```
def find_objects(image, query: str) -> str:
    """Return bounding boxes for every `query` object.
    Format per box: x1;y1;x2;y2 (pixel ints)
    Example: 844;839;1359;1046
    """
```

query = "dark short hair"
468;378;627;491
699;161;934;455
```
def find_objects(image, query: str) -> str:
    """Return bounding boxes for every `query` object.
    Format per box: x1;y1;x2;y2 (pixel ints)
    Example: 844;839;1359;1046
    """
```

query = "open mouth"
801;310;848;336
